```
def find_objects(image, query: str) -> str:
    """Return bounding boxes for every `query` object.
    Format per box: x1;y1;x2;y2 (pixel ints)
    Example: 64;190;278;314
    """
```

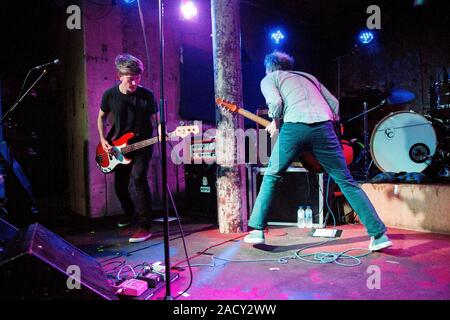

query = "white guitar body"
101;144;132;173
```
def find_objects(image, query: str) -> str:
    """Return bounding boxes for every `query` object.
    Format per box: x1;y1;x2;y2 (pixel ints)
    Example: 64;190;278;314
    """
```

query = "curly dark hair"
264;51;295;72
115;54;144;75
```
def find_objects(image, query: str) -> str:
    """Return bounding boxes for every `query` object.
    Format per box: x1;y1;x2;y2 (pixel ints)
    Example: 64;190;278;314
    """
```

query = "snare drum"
370;111;437;173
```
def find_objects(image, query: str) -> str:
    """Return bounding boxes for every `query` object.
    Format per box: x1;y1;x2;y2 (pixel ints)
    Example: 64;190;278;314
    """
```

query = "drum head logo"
384;128;395;140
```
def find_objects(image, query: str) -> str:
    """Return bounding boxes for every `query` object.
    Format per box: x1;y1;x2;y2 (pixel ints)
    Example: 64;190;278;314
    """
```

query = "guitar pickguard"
96;143;131;173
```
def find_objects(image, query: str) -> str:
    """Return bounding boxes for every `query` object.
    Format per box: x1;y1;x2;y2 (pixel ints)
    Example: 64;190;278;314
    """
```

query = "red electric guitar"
95;125;199;173
215;98;353;173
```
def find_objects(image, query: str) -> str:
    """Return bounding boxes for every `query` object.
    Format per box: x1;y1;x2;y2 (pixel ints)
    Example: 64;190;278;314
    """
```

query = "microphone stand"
0;69;46;213
1;69;48;125
158;0;172;300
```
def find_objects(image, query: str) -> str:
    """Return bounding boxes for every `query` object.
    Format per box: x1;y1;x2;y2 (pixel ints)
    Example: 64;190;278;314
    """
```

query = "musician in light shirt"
244;51;392;252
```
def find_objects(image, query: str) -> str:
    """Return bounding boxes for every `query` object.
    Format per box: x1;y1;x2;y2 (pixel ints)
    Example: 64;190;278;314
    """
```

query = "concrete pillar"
211;0;248;233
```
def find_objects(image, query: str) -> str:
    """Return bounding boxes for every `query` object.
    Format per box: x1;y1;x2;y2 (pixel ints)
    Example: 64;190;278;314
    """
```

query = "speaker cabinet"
0;217;18;243
0;223;118;300
184;164;217;222
249;166;326;227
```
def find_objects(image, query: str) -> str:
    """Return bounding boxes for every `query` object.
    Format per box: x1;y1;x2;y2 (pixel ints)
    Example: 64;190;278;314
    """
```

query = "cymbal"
346;87;384;98
344;87;415;105
386;88;415;105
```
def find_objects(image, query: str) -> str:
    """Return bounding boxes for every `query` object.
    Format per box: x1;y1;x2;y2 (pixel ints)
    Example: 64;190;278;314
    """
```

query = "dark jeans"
114;147;153;229
248;121;386;237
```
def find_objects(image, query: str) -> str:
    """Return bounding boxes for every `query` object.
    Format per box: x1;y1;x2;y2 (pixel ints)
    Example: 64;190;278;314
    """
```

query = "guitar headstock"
216;98;238;113
173;125;200;138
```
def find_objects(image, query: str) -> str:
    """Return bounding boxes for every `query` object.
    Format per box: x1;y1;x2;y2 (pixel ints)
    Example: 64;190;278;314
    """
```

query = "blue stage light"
123;0;136;4
358;30;374;44
270;30;285;45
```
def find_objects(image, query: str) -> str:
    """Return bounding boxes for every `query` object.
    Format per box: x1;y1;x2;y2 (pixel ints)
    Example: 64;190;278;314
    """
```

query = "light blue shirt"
260;70;340;123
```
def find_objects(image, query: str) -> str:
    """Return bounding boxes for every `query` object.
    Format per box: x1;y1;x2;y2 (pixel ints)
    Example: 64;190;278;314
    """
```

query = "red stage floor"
62;221;450;300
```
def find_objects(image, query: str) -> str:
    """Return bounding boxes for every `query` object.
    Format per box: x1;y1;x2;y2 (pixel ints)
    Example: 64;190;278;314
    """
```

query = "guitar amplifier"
183;164;217;222
190;138;216;163
248;166;325;227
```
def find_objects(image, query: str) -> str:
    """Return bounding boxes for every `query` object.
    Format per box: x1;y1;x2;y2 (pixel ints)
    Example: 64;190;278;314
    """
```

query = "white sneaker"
369;234;392;251
243;230;265;244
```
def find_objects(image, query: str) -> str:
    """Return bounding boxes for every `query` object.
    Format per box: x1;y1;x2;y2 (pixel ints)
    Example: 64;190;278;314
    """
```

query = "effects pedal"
114;278;148;297
150;261;167;281
137;272;163;288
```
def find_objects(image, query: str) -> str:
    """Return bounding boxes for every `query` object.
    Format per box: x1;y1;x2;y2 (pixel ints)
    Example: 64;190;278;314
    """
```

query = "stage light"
180;1;198;21
413;0;427;6
122;0;136;4
270;30;285;45
358;30;374;44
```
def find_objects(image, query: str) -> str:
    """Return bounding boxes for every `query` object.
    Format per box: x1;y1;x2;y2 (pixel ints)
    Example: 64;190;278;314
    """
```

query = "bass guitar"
95;125;199;173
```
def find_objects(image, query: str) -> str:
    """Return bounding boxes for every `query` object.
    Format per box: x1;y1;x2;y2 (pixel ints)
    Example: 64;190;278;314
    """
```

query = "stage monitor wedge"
0;223;118;300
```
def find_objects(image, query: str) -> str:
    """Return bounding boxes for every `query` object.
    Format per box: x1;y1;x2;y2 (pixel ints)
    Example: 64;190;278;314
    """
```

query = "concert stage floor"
54;217;450;300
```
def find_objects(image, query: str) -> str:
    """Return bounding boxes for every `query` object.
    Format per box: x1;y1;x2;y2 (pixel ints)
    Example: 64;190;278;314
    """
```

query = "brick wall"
67;0;214;217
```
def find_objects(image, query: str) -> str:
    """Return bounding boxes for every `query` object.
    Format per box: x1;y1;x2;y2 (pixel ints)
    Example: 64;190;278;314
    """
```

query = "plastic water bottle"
305;206;313;228
297;206;305;228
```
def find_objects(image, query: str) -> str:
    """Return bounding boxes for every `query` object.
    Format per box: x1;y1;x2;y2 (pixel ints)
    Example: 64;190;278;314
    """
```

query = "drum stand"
344;99;386;181
362;101;370;181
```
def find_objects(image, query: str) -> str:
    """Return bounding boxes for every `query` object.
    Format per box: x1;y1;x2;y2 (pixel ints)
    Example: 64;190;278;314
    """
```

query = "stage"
1;0;450;304
50;216;450;300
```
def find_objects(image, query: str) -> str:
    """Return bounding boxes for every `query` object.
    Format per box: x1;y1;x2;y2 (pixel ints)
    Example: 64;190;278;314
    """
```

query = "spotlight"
358;30;374;44
270;30;285;45
122;0;136;4
180;1;198;21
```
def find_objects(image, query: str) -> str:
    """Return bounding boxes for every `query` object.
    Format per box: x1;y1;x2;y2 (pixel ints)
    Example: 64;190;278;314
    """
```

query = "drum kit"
341;68;450;181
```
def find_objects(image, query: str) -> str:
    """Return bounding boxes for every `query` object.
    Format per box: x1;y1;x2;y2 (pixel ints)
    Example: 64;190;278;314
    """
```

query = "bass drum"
370;111;437;173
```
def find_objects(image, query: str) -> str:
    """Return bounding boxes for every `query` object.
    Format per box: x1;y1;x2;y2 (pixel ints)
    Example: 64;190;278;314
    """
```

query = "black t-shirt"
100;85;157;141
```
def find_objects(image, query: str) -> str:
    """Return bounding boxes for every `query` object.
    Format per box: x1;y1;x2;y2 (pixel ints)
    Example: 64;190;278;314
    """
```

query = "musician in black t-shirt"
97;54;157;243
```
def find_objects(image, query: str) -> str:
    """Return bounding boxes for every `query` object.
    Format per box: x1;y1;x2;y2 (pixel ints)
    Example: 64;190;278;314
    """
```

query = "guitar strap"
289;71;342;140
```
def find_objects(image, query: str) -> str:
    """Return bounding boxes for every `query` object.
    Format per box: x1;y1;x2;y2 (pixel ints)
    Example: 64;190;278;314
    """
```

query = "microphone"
34;59;61;70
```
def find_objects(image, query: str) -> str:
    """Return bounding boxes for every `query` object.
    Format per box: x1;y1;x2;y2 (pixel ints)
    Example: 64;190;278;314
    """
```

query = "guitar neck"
121;137;158;154
121;132;176;154
236;108;271;127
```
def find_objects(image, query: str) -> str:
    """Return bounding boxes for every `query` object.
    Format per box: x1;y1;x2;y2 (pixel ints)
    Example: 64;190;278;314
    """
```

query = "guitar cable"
174;175;371;270
103;172;108;217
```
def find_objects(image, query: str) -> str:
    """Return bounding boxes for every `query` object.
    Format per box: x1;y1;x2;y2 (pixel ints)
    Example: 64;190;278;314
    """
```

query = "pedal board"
117;272;180;300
